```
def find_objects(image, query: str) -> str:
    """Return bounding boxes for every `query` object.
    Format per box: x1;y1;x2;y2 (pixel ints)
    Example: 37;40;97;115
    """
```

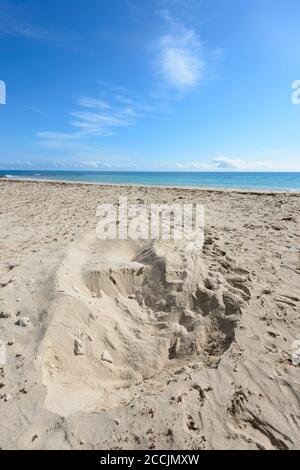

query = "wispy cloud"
153;10;219;91
36;131;84;150
175;157;275;171
69;110;131;136
0;1;46;38
175;162;213;170
0;0;95;53
0;158;138;170
32;3;220;166
212;156;273;170
157;24;204;89
78;97;111;110
0;159;33;169
69;93;142;136
73;160;137;170
37;86;150;148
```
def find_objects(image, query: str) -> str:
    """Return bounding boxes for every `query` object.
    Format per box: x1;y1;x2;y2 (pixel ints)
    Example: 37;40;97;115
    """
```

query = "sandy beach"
0;178;299;450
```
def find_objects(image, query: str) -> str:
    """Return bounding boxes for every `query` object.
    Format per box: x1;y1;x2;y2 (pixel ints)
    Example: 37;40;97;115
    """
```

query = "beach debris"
15;317;31;327
0;311;11;319
0;276;14;288
292;351;300;366
0;393;10;402
174;366;189;375
101;350;113;364
74;338;85;356
292;340;300;366
171;322;188;337
89;312;98;321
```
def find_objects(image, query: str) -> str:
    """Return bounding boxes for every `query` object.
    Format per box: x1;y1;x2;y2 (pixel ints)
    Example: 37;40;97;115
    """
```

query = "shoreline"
1;176;299;195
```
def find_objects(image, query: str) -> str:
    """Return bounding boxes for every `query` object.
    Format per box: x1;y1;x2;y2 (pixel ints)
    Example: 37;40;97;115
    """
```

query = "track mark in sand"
227;386;293;450
40;233;252;415
86;240;251;369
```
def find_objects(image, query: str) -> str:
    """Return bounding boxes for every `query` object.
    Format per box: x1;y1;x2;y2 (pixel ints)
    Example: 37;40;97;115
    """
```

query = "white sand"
0;179;299;450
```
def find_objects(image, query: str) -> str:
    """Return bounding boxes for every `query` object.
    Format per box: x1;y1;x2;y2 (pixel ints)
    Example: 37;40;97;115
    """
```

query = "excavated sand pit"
39;233;250;416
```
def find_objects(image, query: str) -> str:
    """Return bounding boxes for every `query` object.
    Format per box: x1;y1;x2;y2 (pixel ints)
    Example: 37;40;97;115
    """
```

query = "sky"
0;0;300;171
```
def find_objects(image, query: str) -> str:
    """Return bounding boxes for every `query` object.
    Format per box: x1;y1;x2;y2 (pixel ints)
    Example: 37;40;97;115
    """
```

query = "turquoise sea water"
1;170;300;191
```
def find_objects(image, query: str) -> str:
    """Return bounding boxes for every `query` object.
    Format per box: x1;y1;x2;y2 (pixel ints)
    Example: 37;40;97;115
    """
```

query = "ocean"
1;170;300;191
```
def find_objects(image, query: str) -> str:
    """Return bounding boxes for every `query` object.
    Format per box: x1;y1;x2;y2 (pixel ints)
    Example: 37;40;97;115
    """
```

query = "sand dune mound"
38;233;250;417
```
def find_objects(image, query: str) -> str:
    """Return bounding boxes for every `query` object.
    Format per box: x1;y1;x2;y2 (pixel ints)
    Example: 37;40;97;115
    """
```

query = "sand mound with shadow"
39;232;250;416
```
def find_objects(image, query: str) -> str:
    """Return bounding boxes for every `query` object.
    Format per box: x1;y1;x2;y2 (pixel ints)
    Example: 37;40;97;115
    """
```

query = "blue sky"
0;0;300;171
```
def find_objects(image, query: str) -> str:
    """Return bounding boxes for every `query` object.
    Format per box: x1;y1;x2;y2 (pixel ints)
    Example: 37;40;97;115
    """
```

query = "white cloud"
0;159;33;168
37;131;77;140
158;26;204;89
0;158;138;170
175;161;212;170
69;121;115;136
71;111;129;127
73;160;108;169
78;97;111;110
36;131;84;150
37;86;149;146
69;110;131;136
74;160;137;170
152;7;212;92
175;157;276;171
213;156;273;170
